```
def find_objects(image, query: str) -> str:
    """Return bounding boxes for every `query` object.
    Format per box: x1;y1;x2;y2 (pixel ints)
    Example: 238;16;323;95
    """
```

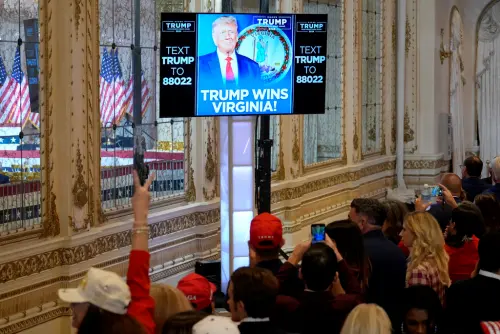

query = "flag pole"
132;0;148;186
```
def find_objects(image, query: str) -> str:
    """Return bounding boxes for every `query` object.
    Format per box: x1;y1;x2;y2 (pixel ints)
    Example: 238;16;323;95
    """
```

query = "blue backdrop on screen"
196;14;294;116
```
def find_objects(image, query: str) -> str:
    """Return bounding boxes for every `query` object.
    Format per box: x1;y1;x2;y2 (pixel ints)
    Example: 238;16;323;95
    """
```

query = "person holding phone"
273;235;363;334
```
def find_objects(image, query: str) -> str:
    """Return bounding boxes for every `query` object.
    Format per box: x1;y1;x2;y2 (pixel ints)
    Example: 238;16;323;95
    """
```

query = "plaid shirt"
406;260;447;305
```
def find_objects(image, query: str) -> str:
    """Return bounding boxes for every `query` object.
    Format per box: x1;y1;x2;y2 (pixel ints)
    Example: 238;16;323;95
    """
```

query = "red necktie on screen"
225;57;235;82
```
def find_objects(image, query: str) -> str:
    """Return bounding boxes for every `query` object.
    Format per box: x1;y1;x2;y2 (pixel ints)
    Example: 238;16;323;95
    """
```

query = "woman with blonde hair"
340;304;392;334
400;212;451;305
150;284;194;333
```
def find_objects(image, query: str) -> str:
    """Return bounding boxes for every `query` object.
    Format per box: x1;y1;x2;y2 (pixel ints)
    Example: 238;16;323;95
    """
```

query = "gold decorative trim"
185;118;196;202
403;106;415;143
72;140;88;209
405;15;412;55
271;161;395;204
205;122;215;183
404;159;449;169
39;0;60;238
0;208;219;284
292;121;300;164
0;307;72;334
353;116;359;150
74;0;83;37
275;117;285;181
203;117;217;201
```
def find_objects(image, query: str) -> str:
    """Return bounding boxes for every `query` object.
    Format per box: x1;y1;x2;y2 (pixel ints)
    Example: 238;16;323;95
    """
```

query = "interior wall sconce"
440;28;452;64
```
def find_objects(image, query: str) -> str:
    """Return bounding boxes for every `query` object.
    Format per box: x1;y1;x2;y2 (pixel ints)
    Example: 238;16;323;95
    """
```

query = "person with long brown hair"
400;212;451;305
474;194;500;234
326;220;370;291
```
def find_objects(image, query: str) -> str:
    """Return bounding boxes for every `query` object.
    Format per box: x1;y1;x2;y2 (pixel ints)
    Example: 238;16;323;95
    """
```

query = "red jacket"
444;236;479;283
127;250;156;334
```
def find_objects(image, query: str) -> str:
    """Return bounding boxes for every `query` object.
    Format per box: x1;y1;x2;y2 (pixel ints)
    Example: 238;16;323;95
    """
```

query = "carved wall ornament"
70;215;88;233
292;122;300;164
74;0;83;37
72;140;89;209
353;117;359;150
405;16;412;55
403;107;415;143
276;120;286;181
205;126;215;183
40;191;61;238
185;119;196;202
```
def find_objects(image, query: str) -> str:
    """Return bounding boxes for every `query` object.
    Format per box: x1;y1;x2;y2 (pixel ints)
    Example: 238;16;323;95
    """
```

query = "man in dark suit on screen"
198;16;261;88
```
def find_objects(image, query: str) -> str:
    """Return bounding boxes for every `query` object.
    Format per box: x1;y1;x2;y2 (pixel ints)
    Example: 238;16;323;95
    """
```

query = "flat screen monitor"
160;13;328;117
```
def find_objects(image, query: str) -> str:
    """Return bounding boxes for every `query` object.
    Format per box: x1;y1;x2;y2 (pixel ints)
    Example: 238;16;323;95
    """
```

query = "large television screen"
160;13;328;117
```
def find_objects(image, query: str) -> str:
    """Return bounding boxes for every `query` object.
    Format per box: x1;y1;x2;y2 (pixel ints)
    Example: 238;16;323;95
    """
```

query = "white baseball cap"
58;267;131;315
192;315;240;334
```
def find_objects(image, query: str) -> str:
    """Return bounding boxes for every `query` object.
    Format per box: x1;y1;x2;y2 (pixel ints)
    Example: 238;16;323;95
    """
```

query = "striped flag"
6;47;32;128
100;48;126;126
0;55;16;125
124;71;151;118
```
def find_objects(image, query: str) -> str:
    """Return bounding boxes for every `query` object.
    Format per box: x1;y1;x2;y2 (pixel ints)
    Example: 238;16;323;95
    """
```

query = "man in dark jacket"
349;198;407;331
462;156;491;202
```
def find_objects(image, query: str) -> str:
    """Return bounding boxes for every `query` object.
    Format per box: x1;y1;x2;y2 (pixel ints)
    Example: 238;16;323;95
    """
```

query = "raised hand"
132;170;155;223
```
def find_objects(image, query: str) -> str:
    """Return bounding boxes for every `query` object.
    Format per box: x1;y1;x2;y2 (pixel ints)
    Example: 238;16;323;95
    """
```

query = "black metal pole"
257;0;272;214
133;0;148;185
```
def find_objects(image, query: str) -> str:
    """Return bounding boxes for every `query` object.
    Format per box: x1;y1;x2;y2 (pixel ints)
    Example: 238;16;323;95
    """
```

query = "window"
476;1;500;176
0;0;42;234
303;0;343;165
361;0;383;156
99;0;185;211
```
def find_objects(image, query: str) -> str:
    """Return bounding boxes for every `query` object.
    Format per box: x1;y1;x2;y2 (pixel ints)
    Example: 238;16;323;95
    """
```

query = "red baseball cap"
177;273;216;311
249;213;283;250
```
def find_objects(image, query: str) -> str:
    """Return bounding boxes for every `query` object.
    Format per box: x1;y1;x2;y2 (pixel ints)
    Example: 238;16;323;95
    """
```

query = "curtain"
303;0;343;165
449;10;465;175
476;4;500;176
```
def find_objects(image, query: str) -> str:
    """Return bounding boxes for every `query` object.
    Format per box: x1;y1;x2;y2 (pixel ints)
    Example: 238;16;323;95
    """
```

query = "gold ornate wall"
0;0;449;333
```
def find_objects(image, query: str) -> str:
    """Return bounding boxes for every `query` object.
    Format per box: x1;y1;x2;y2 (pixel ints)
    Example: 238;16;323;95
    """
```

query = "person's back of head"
249;212;284;261
58;267;143;333
79;305;146;334
450;201;484;241
340;304;392;334
326;220;369;287
475;194;500;233
162;310;208;334
401;285;443;334
478;231;500;274
464;156;483;178
192;315;240;334
350;198;387;231
301;243;338;291
177;273;216;314
492;157;500;184
228;267;279;322
382;199;409;243
440;173;463;197
150;284;194;332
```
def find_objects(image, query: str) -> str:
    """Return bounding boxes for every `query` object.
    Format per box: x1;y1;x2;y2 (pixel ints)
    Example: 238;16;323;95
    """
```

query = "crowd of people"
57;156;500;334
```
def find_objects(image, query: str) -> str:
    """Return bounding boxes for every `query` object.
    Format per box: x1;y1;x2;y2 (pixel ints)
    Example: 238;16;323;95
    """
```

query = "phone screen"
311;224;326;244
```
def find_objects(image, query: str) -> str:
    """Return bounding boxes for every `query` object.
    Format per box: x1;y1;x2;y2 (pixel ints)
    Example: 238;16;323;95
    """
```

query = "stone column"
39;0;102;238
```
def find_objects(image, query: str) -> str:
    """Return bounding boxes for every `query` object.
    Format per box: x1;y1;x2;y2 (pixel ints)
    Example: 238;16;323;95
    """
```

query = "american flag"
100;48;126;126
124;71;151;118
0;55;16;125
6;47;32;128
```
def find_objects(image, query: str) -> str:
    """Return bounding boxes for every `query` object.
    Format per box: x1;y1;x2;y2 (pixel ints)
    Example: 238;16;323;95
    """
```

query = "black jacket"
364;230;407;331
462;177;491;202
444;273;500;334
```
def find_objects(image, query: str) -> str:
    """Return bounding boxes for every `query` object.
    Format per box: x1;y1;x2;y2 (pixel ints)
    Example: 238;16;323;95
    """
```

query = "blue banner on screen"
160;13;328;118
